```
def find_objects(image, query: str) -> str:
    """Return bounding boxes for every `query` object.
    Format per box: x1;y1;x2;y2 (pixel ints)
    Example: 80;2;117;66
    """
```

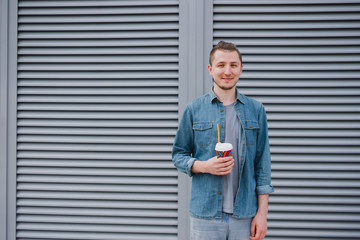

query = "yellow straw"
217;124;220;143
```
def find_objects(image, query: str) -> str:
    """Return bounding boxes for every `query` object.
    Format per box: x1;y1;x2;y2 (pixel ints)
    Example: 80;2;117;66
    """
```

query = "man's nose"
224;65;231;75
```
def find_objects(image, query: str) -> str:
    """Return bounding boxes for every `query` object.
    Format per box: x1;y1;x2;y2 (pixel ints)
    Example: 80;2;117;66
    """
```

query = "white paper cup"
215;143;233;158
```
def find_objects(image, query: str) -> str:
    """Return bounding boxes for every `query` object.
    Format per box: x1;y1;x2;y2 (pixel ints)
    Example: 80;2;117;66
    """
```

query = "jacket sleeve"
255;104;275;195
172;105;196;177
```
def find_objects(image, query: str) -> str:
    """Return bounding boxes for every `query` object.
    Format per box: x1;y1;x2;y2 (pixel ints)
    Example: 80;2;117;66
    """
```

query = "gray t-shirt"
222;102;241;214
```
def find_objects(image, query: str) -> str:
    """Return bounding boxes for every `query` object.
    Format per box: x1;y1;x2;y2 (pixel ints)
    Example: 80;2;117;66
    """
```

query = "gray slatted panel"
214;0;360;239
17;1;179;239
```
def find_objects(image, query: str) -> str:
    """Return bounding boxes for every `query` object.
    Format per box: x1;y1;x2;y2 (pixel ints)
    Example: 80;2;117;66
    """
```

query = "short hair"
209;41;242;66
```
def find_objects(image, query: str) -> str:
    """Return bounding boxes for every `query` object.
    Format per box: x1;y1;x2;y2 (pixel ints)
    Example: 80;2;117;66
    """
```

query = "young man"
172;41;274;240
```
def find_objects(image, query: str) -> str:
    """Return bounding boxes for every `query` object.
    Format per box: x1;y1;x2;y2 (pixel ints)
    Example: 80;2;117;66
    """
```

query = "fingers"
205;156;234;175
215;157;234;175
250;220;256;239
249;223;267;240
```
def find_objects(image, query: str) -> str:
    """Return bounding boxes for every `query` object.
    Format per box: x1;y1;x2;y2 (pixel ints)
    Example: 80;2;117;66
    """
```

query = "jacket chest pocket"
244;121;259;145
193;122;213;147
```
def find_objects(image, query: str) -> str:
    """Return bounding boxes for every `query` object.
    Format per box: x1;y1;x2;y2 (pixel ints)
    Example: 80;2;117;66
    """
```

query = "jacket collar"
209;87;245;104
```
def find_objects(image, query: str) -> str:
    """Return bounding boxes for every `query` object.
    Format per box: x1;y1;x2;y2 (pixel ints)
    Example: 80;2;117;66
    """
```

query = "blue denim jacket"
172;89;274;219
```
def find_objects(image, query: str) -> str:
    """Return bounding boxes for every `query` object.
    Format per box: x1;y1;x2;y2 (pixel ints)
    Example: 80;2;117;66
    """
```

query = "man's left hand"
250;212;267;240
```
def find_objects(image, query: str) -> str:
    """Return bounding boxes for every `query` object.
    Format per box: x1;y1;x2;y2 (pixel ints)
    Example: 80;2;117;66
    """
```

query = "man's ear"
208;64;212;75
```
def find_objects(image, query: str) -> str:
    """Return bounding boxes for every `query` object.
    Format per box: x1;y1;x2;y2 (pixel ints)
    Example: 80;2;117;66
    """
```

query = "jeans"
190;213;252;240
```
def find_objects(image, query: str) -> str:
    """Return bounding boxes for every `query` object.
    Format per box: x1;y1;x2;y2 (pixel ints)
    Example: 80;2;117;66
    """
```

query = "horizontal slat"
17;136;174;144
17;159;174;168
215;30;360;38
18;215;177;226
17;143;173;152
19;0;179;7
215;21;360;29
19;40;179;47
268;121;360;129
272;171;360;179
19;15;179;23
214;0;360;4
271;154;360;163
17;103;178;112
18;55;179;63
17;207;178;217
241;72;360;79
18;72;179;78
268;212;360;221
238;80;360;87
17;88;178;95
239;87;360;95
18;95;179;103
17;176;178;185
18;31;178;39
17;119;178;128
17;183;177;193
18;63;178;71
17;191;178;201
268;221;360;230
17;159;174;169
214;5;360;13
17;112;178;119
18;47;179;54
270;204;360;213
256;96;360;104
272;188;360;196
272;162;360;170
19;23;178;31
243;63;360;71
267;113;360;121
17;127;176;135
214;13;360;21
17;167;177;177
270;195;360;204
269;129;360;137
17;223;177;234
214;38;360;46
18;7;178;15
243;55;360;62
17;151;172;160
17;199;178;209
266;105;360;113
270;146;360;154
17;231;177;240
267;229;360;238
270;138;360;145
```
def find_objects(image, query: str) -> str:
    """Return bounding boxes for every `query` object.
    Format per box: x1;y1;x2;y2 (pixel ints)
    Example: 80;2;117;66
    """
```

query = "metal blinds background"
17;1;179;239
214;0;360;239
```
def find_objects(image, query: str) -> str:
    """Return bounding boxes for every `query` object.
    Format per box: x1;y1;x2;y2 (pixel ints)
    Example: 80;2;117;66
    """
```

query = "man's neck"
213;86;237;106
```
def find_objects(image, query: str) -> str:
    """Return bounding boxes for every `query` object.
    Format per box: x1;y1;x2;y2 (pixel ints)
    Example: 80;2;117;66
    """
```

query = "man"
172;41;274;240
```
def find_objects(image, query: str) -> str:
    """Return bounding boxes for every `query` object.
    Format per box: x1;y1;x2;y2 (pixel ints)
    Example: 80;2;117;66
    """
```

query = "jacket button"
220;109;223;112
220;124;223;127
249;124;252;128
218;192;221;194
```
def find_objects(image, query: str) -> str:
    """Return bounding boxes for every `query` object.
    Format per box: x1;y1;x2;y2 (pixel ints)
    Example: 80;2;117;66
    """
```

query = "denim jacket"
172;89;274;219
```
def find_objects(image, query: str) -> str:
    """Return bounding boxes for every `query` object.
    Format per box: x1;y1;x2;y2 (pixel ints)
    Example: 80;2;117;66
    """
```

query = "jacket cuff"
186;157;196;177
256;185;275;195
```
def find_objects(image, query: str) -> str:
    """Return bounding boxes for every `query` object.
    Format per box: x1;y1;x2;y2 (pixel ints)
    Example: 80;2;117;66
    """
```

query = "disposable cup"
215;142;233;158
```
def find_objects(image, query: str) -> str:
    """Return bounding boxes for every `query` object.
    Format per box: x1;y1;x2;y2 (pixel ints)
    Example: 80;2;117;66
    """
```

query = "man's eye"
232;64;238;67
218;64;224;67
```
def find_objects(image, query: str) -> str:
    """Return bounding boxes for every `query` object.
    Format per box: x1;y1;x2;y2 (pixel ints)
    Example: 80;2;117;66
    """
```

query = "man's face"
208;50;243;91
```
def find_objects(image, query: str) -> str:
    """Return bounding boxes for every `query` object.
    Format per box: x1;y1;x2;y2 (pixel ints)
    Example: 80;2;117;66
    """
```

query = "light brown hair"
209;41;242;66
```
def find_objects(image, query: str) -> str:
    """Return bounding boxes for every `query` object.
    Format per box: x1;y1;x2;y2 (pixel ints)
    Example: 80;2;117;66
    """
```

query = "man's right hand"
191;156;234;175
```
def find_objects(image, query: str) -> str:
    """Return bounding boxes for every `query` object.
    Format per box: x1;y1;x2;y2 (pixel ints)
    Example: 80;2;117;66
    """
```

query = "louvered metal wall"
214;0;360;239
17;1;179;239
